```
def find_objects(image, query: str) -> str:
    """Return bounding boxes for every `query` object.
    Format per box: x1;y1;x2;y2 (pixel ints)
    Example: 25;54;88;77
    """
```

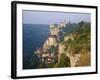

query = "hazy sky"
23;10;91;24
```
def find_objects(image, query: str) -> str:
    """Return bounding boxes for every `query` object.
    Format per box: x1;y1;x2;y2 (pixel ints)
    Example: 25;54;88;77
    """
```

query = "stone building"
58;20;66;28
50;24;59;36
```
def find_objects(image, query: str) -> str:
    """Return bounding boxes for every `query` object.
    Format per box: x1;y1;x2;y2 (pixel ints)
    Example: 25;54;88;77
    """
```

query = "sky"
23;10;91;24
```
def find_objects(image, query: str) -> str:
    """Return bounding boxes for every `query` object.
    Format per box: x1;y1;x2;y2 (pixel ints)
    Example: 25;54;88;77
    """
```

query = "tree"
56;54;70;67
49;45;57;54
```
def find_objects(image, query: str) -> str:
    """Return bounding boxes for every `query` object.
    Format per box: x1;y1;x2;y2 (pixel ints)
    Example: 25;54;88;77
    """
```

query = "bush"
56;54;70;67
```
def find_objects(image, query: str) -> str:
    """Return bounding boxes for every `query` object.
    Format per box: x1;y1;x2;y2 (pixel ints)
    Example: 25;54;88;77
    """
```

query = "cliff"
35;21;91;68
58;21;91;67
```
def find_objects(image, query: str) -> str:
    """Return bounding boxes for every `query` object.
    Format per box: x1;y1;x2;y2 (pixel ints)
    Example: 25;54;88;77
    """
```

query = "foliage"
48;45;57;53
64;21;91;54
56;54;70;67
47;63;56;68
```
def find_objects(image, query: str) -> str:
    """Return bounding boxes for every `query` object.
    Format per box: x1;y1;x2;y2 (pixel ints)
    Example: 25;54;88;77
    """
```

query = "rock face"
77;52;91;66
43;35;57;48
65;52;81;67
58;40;90;67
58;42;81;67
58;43;65;54
50;24;59;36
64;35;73;41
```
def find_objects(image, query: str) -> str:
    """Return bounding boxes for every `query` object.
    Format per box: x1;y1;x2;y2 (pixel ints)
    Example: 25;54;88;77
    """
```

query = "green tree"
56;54;70;67
49;45;57;53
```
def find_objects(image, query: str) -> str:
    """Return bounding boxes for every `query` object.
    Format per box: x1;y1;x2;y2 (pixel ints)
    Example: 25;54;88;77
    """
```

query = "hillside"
59;21;91;67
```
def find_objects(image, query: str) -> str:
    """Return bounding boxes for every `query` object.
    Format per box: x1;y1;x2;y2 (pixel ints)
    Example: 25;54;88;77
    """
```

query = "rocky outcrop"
65;52;81;67
43;35;57;49
58;43;81;67
58;42;90;67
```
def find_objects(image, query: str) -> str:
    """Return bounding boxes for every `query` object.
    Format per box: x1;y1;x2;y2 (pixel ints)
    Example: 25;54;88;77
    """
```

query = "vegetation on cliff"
55;53;70;67
60;21;91;67
63;21;90;55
